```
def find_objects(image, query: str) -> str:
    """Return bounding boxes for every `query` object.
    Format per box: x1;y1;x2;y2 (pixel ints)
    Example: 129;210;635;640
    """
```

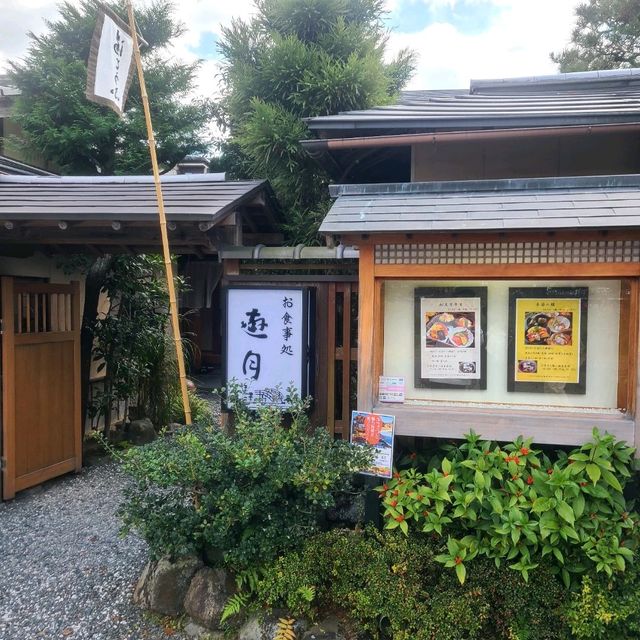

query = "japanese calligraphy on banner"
225;287;310;408
350;411;395;478
414;287;488;390
508;287;589;394
86;10;135;116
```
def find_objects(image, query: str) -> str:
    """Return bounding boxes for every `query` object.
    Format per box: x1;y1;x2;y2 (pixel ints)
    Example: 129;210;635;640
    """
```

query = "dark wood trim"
342;229;640;246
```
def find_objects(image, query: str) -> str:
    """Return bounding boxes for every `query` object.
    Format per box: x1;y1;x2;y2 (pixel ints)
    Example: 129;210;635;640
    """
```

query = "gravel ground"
0;458;185;640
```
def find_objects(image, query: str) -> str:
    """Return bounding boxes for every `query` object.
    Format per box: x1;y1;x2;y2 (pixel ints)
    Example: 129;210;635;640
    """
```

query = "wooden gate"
1;278;82;500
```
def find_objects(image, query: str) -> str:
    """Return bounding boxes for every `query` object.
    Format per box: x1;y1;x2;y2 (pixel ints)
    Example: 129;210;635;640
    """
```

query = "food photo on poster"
350;411;396;478
508;287;588;394
414;286;487;390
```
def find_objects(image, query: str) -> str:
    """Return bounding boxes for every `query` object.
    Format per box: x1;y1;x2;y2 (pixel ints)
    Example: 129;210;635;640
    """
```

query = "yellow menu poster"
514;296;582;385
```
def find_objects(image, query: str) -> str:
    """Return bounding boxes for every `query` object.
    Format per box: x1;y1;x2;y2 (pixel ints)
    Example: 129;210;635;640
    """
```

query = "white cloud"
1;0;583;96
388;0;582;90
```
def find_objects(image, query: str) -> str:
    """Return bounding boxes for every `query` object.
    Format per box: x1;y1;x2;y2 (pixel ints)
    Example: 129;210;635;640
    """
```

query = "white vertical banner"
225;288;310;408
85;10;135;116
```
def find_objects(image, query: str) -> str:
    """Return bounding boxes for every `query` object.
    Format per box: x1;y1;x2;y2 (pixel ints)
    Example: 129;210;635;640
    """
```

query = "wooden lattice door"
1;278;82;500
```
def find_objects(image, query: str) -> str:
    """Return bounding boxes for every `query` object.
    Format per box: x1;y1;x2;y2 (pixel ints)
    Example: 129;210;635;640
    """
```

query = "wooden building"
304;68;640;450
0;172;280;498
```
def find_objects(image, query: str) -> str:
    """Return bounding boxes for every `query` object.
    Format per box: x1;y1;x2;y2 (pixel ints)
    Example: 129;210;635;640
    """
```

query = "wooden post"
2;277;16;500
357;245;376;412
126;2;191;424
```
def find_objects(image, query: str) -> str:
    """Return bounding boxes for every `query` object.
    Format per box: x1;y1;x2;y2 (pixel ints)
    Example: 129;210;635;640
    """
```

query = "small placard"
379;376;405;403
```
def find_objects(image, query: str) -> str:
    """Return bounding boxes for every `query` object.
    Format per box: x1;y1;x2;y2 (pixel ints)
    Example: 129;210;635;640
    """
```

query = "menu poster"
350;411;395;478
507;287;588;394
414;287;488;390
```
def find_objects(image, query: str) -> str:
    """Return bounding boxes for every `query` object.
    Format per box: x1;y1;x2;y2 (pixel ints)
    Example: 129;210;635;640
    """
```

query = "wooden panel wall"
412;133;640;182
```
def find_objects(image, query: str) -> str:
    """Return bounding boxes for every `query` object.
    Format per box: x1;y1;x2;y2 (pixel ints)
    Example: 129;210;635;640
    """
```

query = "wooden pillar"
358;245;376;411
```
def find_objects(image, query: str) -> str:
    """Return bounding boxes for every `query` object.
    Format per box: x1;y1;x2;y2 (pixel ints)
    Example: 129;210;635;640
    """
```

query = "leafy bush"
566;563;640;639
119;392;371;569
379;430;638;587
252;527;570;640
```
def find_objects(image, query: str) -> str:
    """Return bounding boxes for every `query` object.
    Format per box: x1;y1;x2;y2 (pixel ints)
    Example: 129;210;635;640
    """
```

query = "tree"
7;1;213;175
218;0;417;243
552;0;640;72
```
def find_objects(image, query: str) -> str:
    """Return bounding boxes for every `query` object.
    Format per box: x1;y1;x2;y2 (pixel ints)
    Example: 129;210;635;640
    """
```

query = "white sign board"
86;11;135;116
225;288;308;408
379;376;405;403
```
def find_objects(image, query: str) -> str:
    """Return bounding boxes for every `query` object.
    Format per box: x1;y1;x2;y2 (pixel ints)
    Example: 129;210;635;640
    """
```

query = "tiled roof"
320;175;640;235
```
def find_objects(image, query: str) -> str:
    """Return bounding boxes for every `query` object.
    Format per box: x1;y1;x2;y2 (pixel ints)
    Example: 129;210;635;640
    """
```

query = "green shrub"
253;527;569;640
379;430;638;587
119;392;372;569
565;563;640;639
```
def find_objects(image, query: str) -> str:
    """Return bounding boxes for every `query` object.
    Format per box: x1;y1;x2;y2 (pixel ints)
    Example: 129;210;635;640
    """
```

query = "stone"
183;621;224;639
302;616;346;640
183;567;235;630
128;418;156;445
133;554;202;616
238;612;309;640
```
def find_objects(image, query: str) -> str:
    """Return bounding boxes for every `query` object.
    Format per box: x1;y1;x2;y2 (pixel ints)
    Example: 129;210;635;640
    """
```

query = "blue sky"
389;0;503;35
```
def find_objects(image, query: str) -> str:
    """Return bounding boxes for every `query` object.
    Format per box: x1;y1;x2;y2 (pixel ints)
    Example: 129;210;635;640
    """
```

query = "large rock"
133;555;202;616
238;612;309;640
302;616;346;640
128;418;156;445
184;567;235;630
183;621;224;639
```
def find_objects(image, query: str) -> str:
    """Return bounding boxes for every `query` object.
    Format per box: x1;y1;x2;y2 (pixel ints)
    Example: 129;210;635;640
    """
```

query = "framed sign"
507;287;588;394
224;286;312;408
350;411;395;478
379;376;405;403
414;287;488;390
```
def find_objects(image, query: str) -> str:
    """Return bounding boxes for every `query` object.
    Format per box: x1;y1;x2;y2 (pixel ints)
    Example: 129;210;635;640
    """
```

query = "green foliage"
218;0;417;243
566;564;640;639
552;0;640;72
378;430;638;587
221;593;250;623
119;390;372;569
253;527;570;640
88;255;181;426
7;1;213;174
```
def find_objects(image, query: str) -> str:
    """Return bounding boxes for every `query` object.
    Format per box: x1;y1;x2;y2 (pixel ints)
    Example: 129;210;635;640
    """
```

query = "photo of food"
425;311;476;349
518;359;538;373
524;311;573;347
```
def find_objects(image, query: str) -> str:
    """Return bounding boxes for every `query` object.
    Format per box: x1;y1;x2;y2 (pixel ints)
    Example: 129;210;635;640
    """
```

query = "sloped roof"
320;174;640;235
0;174;274;223
0;155;56;177
0;174;281;254
306;69;640;133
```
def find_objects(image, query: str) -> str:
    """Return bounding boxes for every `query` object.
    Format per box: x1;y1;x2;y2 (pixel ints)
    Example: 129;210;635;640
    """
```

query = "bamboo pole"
126;1;192;425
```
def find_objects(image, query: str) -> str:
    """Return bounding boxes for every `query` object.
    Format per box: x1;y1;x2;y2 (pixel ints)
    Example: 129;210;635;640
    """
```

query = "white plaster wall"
383;279;621;410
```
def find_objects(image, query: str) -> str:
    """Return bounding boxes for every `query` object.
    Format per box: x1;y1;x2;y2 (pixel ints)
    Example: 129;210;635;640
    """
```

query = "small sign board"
350;411;395;478
378;376;405;403
224;287;312;408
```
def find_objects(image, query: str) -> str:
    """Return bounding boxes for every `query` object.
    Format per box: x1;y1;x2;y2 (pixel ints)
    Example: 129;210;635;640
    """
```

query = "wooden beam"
357;245;376;411
374;263;640;279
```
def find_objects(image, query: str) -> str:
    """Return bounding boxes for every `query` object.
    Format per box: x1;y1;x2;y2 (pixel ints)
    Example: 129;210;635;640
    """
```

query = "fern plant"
275;617;297;640
220;593;249;623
